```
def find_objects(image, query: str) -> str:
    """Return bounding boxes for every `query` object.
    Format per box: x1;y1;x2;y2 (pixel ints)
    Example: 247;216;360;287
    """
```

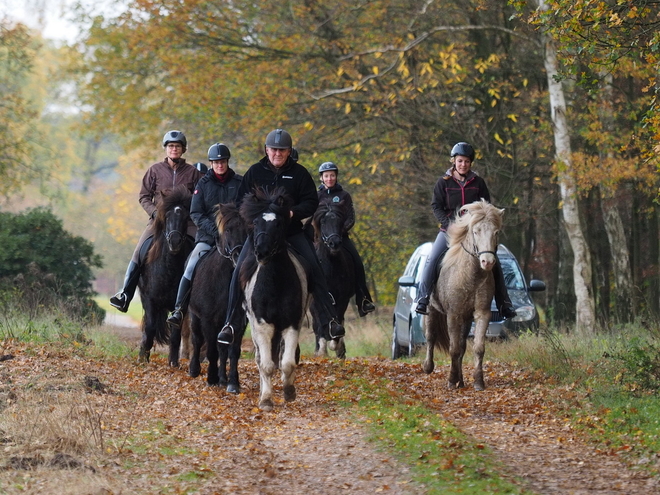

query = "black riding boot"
218;240;251;346
166;276;193;331
110;261;140;313
493;260;516;319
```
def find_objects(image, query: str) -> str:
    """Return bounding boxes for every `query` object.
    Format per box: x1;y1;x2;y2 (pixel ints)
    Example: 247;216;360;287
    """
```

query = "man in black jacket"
216;129;345;345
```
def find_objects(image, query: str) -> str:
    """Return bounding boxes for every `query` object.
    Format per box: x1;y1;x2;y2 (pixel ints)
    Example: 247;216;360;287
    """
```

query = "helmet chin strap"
453;165;468;179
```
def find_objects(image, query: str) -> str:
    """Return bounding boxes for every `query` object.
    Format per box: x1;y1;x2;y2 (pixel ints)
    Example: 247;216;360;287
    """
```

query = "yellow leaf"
494;133;504;145
303;121;314;130
372;66;379;75
507;114;518;122
513;197;519;205
345;103;351;114
491;99;497;107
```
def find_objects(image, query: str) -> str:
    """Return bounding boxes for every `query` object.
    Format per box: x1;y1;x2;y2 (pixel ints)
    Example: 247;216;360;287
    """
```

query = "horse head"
313;202;345;254
215;202;248;267
451;199;504;271
152;186;192;257
241;187;292;265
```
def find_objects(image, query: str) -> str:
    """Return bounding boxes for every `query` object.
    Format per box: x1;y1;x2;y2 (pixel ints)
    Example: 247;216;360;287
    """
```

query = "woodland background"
1;0;659;330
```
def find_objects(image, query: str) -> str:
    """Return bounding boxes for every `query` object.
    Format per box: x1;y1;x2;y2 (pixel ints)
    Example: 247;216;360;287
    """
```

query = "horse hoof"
169;360;179;368
227;383;240;395
259;399;274;411
422;361;434;374
283;385;296;402
189;366;200;378
138;351;150;363
474;382;485;391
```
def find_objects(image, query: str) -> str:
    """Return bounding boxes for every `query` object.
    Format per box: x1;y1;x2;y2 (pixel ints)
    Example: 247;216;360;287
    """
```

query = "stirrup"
328;319;345;340
109;292;129;313
360;299;376;315
166;310;183;330
415;299;429;315
217;324;235;345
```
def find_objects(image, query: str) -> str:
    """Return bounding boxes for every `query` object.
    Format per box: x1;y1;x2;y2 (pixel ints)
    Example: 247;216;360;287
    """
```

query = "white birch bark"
537;0;597;331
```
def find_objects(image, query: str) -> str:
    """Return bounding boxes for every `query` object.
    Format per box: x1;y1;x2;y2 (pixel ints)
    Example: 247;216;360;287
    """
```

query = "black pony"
310;202;354;359
186;203;248;391
240;187;311;411
137;185;194;363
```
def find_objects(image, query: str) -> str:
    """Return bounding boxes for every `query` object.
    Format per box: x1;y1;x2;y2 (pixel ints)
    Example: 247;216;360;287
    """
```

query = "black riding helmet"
163;130;187;150
265;129;292;149
450;142;475;161
208;143;231;161
318;161;339;175
195;162;208;173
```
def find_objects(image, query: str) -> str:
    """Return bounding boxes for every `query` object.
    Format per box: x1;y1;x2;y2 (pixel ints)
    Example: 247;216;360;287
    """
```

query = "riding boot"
110;261;140;313
493;260;516;319
166;276;192;332
218;240;251;346
343;236;375;317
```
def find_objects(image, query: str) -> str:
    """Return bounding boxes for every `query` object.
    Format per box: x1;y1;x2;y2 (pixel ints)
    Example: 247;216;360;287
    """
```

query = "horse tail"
152;311;171;346
427;308;450;353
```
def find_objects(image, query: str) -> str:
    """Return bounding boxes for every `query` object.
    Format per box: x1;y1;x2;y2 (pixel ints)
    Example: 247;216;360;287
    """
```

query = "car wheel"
407;321;416;357
391;318;404;360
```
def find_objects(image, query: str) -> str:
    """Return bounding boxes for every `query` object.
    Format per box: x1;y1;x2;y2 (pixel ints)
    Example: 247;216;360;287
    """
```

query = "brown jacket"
138;158;203;219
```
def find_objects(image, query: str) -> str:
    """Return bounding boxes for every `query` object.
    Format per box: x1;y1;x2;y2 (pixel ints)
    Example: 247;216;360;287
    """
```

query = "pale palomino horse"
422;199;504;391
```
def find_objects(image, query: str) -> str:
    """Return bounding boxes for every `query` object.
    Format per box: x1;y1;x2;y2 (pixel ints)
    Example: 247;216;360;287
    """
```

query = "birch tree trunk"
537;0;597;331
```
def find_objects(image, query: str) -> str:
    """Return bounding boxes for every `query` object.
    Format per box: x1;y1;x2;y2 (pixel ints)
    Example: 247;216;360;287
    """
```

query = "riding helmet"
450;142;475;161
265;129;292;149
318;161;339;175
208;143;231;161
163;130;187;149
194;162;208;173
290;147;299;163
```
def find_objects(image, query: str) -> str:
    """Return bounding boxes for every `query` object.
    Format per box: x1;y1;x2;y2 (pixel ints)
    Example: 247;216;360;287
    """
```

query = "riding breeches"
183;242;212;280
416;230;449;303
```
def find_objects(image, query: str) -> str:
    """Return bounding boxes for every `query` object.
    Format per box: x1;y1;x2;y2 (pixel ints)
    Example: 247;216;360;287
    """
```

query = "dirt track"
0;321;658;494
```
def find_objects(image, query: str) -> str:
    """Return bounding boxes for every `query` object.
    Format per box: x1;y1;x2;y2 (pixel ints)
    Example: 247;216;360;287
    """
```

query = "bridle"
461;230;497;259
218;242;243;267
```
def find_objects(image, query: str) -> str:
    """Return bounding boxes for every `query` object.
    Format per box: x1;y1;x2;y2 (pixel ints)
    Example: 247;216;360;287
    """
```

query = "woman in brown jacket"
110;130;203;313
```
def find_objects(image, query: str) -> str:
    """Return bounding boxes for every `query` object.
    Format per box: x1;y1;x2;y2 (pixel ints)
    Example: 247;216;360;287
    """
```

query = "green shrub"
0;208;104;324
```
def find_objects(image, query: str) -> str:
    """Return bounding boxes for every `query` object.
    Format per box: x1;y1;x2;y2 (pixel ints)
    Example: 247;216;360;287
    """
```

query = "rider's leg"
110;227;154;312
415;231;449;315
288;232;345;340
493;258;516;319
217;236;252;345
342;235;375;316
167;242;211;331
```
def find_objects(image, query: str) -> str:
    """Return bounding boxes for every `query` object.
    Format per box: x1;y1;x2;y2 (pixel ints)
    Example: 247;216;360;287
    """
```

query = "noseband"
322;232;342;248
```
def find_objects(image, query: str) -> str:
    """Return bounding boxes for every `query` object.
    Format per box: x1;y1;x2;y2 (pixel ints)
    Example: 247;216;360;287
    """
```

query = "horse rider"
414;142;517;319
317;161;376;317
216;128;346;346
110;130;203;313
166;143;243;331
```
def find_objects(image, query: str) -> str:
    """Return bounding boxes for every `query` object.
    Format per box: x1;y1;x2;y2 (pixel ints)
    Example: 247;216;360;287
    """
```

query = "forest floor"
0;318;659;494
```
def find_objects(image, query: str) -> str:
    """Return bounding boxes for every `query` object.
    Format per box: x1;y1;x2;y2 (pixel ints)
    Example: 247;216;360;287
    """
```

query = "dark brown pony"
310;201;354;359
137;186;194;363
422;200;504;390
187;203;248;391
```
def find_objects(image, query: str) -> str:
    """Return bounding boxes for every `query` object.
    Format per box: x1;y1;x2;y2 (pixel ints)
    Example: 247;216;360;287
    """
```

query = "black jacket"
191;168;243;244
237;156;318;236
431;169;491;230
317;183;356;233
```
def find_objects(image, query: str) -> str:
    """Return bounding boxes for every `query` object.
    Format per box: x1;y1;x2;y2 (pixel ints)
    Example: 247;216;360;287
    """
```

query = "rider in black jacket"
166;143;242;331
415;142;516;319
216;129;345;346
